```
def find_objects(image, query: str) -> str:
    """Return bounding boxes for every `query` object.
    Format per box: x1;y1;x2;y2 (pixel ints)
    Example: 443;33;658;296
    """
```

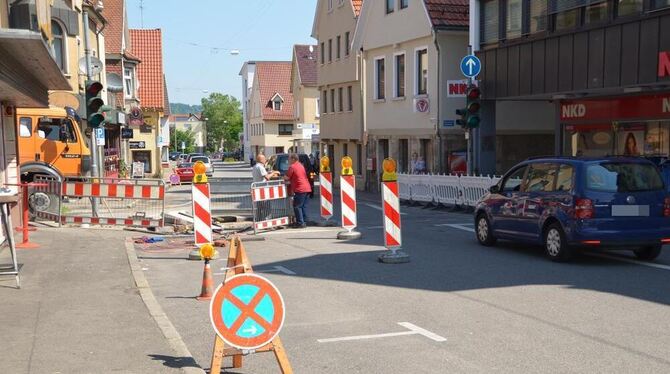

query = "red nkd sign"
659;51;670;78
448;83;468;96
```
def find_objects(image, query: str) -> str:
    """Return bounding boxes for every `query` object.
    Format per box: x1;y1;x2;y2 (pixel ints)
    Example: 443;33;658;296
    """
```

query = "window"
530;0;547;33
653;0;670;10
338;87;343;112
400;0;409;9
525;163;557;193
618;0;643;17
320;42;325;64
273;98;282;111
37;118;77;143
51;20;66;72
316;98;320;118
506;0;522;39
278;124;293;136
345;32;350;56
554;8;580;30
330;88;335;112
586;162;663;192
328;39;332;62
336;35;341;59
295;100;301;119
347;86;353;111
502;166;527;192
556;164;574;192
19;118;32;137
124;68;135;99
322;91;328;113
375;57;385;100
482;0;499;43
356;144;362;175
416;49;428;95
386;0;394;13
585;1;608;24
328;0;333;11
395;54;405;98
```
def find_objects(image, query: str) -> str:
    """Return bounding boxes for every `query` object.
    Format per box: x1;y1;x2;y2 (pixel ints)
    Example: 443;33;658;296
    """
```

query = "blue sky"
127;0;318;105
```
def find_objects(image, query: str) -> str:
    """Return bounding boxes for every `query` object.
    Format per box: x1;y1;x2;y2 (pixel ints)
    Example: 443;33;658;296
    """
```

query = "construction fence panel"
398;174;500;208
411;174;434;203
397;174;412;201
459;176;495;207
208;177;253;216
251;180;292;233
432;174;464;206
60;177;165;227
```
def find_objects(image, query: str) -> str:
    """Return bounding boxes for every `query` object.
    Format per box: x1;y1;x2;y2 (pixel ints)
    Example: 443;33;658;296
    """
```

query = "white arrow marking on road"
465;58;476;75
317;322;446;343
242;325;258;335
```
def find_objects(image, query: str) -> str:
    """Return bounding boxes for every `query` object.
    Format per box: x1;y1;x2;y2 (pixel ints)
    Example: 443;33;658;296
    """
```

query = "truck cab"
16;106;91;182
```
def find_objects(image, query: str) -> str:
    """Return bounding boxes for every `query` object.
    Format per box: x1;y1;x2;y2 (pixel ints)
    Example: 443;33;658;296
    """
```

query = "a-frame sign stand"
209;236;293;374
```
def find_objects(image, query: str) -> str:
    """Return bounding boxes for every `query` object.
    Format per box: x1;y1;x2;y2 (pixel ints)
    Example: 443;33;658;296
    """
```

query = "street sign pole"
459;46;482;175
467;46;473;175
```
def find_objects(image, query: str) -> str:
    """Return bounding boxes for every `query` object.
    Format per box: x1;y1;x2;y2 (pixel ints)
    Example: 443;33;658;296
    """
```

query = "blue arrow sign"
460;55;481;78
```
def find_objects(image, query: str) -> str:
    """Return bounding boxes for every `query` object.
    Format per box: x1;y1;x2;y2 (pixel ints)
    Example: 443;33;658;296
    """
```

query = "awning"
0;28;71;107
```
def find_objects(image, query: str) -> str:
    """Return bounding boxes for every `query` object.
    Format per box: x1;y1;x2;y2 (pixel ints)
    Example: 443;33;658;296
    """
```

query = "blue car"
475;157;670;262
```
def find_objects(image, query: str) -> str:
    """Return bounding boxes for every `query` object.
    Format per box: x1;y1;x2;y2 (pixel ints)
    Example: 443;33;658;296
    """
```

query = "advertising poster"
617;125;645;156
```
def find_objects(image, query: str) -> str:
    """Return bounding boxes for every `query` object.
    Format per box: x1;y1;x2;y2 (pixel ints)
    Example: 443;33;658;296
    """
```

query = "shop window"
530;0;548;33
585;1;608;24
554;8;580;31
653;0;670;10
564;125;613;157
617;0;643;17
133;151;152;174
19;117;32;137
506;0;523;39
481;0;499;44
278;124;293;136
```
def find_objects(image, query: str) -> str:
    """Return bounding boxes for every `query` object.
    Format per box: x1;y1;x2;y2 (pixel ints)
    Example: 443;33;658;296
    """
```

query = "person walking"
252;154;279;221
284;153;312;228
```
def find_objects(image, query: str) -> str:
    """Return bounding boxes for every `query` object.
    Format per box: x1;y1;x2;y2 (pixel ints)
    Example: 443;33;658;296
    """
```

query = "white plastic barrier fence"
398;173;500;208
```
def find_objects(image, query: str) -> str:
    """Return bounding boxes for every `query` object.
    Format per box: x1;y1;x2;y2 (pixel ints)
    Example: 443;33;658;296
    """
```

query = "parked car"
187;153;205;162
169;151;181;161
267;153;316;197
175;162;194;183
474;157;670;262
190;155;213;177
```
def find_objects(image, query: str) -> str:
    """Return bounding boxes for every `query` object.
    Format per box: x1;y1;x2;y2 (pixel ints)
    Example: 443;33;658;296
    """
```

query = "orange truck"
15;106;91;182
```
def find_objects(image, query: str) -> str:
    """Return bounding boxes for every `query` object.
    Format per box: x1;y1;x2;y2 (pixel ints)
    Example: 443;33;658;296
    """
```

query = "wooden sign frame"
209;236;293;374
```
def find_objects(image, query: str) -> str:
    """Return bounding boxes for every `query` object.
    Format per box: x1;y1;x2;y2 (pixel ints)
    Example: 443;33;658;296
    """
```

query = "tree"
170;129;196;154
201;93;243;152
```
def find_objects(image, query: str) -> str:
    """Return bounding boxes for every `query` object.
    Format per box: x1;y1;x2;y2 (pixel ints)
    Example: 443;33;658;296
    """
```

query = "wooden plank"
271;337;294;374
210;335;225;374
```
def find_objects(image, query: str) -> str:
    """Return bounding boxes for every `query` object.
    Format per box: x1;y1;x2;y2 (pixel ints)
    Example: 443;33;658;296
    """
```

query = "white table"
0;194;20;288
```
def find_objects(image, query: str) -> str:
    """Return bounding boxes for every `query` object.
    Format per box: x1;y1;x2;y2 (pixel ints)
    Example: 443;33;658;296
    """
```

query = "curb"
124;238;205;374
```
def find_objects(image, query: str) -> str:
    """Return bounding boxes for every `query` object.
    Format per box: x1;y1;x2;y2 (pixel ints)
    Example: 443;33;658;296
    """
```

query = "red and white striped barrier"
319;172;333;220
252;184;287;202
62;181;164;199
255;217;289;230
382;181;402;248
340;175;357;230
61;216;161;227
192;183;213;246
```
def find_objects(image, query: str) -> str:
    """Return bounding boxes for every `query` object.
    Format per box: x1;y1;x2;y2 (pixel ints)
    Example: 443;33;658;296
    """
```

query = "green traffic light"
88;113;105;128
467;115;480;128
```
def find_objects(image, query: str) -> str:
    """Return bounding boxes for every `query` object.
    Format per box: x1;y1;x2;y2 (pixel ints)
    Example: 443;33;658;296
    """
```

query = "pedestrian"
410;152;419;174
252;154;279;221
284;153;312;228
415;156;426;174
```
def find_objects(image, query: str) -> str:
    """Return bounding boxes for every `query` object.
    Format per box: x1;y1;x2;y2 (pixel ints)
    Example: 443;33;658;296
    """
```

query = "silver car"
190;156;213;177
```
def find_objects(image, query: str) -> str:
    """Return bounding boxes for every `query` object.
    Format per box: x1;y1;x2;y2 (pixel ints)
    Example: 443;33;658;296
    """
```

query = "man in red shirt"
284;153;312;228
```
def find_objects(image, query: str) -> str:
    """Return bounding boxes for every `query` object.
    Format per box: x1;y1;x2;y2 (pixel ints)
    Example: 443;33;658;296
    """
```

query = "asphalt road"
142;162;670;373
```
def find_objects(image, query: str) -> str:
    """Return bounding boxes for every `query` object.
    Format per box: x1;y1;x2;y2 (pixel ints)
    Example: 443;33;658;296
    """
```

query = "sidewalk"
0;227;188;373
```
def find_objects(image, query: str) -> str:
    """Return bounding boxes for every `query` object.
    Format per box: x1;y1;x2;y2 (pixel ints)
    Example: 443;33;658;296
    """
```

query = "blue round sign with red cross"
209;273;286;350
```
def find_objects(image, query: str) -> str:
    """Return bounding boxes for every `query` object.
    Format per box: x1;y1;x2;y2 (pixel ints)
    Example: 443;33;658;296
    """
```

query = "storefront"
560;94;670;158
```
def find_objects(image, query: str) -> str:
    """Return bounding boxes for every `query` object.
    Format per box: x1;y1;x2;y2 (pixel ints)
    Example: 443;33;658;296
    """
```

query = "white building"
239;61;256;162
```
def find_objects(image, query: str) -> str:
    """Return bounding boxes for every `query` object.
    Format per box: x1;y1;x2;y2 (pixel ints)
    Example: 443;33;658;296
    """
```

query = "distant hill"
170;103;203;114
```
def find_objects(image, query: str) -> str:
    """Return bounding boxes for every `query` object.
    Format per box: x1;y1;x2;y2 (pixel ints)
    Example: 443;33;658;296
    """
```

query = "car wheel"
633;245;662;261
543;223;573;262
475;214;496;246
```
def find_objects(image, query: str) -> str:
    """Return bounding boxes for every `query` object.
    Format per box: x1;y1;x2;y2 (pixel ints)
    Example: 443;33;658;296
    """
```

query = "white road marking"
259;228;339;236
317;322;446;343
584;252;670;271
255;265;297;275
361;202;407;215
436;223;475;233
363;226;384;229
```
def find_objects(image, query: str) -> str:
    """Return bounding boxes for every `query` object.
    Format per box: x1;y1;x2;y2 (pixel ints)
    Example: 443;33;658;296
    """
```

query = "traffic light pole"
467;46;474;175
83;10;99;216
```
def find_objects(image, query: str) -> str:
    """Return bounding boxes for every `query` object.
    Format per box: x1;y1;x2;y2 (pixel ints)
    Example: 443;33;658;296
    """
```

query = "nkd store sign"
561;95;670;122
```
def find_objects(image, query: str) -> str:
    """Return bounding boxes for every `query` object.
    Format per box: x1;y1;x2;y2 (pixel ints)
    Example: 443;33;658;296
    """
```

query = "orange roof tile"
129;29;165;111
352;0;363;16
256;62;294;121
424;0;469;28
294;45;318;87
103;0;124;54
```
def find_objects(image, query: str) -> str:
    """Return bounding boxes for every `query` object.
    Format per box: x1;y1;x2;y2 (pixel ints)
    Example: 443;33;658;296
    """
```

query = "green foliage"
171;129;197;153
170;102;203;114
201;93;243;152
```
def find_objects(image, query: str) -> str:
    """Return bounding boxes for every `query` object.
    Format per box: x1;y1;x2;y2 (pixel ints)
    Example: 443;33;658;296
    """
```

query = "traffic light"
455;108;468;128
85;80;111;128
465;85;481;128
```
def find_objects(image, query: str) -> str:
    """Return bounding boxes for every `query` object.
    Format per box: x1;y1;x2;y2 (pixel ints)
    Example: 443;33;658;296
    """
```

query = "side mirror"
489;185;500;194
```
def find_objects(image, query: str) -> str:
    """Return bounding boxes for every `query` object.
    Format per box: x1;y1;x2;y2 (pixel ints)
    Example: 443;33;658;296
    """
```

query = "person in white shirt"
252;154;279;221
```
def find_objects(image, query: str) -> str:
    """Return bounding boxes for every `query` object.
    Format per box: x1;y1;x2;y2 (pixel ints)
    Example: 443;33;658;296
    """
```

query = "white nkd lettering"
663;98;670;113
561;104;586;118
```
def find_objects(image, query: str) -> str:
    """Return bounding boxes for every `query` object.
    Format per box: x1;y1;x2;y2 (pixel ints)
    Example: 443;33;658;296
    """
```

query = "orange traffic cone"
196;259;214;301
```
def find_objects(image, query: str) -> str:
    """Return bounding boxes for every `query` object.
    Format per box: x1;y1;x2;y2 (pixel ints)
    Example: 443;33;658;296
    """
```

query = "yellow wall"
129;110;162;176
0;0;8;27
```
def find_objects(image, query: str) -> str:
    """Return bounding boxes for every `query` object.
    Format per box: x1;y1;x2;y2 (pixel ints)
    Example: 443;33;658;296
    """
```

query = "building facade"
469;0;670;173
312;0;365;187
290;44;320;155
248;61;297;157
169;113;207;153
239;61;255;161
353;0;469;184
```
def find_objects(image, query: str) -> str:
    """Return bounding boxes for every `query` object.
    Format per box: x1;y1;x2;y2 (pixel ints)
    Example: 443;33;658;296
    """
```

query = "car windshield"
180;163;194;168
277;157;289;172
586;162;664;192
191;157;210;163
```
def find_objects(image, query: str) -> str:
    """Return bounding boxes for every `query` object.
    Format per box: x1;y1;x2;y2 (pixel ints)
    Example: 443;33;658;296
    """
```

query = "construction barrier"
33;177;165;227
398;173;501;208
251;180;291;233
209;177;254;216
192;182;213;246
319;171;333;221
340;174;357;230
